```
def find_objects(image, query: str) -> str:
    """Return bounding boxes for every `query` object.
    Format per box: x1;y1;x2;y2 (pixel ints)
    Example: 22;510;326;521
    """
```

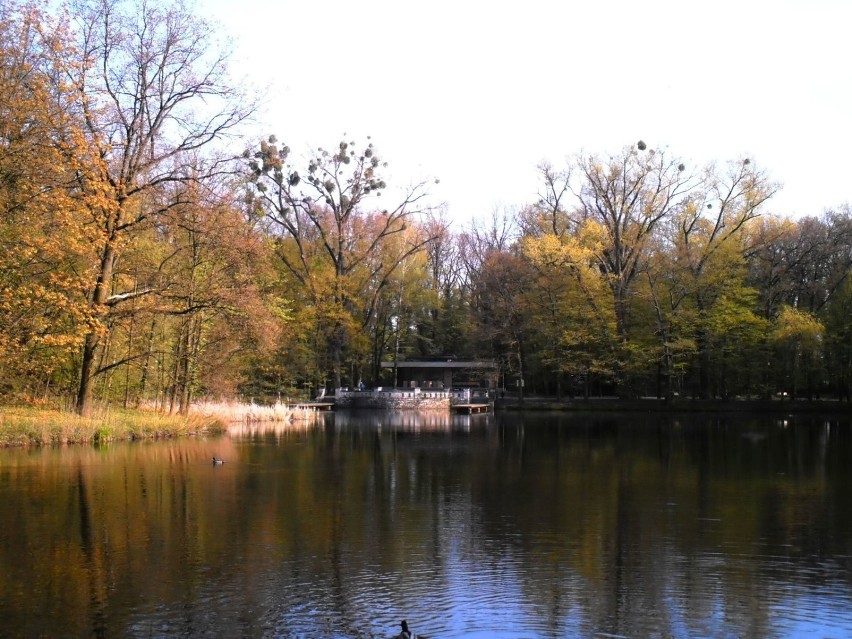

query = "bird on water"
212;457;225;464
398;620;416;639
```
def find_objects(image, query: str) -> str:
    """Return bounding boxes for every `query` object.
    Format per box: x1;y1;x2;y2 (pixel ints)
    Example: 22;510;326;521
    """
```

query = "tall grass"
189;400;318;424
0;405;226;447
0;398;319;447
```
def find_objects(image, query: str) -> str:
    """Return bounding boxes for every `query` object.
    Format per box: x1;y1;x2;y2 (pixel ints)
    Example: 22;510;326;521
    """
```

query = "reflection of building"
331;410;487;431
380;359;498;389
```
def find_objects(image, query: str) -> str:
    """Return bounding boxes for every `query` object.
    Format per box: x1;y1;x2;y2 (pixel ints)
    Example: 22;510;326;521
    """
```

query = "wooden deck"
293;402;335;411
451;403;491;414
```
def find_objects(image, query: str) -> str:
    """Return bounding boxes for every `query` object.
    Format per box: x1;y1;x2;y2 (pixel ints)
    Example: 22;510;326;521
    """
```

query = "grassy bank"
0;405;227;447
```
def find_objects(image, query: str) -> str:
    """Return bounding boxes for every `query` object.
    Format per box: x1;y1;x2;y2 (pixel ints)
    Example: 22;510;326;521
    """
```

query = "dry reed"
188;400;319;424
0;405;226;447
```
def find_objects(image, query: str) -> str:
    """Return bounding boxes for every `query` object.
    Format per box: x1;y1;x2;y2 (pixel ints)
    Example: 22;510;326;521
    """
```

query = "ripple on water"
762;580;852;636
9;414;852;639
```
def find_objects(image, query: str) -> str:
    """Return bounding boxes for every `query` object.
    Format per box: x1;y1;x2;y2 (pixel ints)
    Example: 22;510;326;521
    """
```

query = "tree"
656;158;776;397
824;275;852;401
571;143;697;344
521;227;619;397
0;4;99;397
63;0;255;415
529;143;697;394
745;215;800;320
701;283;769;398
248;137;438;389
770;306;824;399
371;229;433;386
748;208;852;320
520;162;573;239
417;212;470;357
149;180;283;414
472;248;537;398
522;144;693;393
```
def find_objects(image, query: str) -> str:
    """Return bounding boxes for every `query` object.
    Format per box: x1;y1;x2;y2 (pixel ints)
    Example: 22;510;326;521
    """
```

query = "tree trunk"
122;309;136;409
179;315;203;415
696;328;712;399
137;316;158;408
76;333;100;417
76;242;116;416
178;320;192;415
329;318;346;390
168;322;186;415
517;341;526;404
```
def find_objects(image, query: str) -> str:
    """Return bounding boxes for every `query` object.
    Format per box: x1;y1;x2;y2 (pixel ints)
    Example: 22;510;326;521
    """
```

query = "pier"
451;403;491;414
293;402;335;411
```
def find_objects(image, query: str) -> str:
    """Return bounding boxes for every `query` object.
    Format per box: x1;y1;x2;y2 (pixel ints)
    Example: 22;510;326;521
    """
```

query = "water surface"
1;410;851;638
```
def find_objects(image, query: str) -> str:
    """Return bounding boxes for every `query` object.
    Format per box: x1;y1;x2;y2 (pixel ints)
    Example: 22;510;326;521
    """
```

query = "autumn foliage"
1;3;852;411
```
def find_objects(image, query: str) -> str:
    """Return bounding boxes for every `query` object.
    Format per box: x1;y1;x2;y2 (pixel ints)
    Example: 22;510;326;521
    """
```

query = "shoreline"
494;397;852;415
0;401;320;447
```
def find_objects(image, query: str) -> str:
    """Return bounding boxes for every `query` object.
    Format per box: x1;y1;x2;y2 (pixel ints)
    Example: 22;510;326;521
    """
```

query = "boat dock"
293;402;335;411
451;403;491;414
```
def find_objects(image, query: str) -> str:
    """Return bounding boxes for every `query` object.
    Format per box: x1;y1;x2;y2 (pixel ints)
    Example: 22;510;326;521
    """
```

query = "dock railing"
335;387;493;409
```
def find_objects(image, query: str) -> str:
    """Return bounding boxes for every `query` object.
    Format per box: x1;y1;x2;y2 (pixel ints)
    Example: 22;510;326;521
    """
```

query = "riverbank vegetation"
0;405;226;447
0;401;316;448
1;0;851;416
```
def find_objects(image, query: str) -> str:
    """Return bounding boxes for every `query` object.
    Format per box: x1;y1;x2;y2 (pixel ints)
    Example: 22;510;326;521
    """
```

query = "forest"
2;0;851;417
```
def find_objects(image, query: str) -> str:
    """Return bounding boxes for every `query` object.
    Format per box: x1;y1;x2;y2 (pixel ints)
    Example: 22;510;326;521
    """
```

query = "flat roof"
380;360;496;369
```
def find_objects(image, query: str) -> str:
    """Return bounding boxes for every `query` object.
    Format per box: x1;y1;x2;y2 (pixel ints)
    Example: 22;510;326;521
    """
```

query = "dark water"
1;410;851;638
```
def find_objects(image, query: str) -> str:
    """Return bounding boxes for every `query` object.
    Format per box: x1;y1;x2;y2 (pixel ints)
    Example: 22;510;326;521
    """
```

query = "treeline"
2;1;851;414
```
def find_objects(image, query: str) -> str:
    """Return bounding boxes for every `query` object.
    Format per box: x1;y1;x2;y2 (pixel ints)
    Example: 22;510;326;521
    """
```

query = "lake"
0;410;851;638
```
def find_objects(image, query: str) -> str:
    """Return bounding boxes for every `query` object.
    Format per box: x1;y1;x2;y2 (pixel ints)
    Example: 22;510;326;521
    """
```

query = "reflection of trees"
470;414;852;636
0;415;849;636
0;440;240;635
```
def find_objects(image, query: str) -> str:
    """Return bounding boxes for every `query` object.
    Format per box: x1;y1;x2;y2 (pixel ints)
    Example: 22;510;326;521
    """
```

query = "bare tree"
248;137;439;388
457;207;519;289
64;0;256;414
519;162;573;239
572;142;699;341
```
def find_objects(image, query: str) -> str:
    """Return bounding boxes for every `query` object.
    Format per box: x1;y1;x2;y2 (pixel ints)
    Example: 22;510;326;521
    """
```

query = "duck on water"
212;457;225;465
398;620;416;639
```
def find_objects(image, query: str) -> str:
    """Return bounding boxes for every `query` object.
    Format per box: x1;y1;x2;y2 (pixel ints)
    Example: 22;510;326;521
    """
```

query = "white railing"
336;387;492;405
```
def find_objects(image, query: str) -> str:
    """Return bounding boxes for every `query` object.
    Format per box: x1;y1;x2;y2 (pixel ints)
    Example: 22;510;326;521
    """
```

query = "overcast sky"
206;0;852;225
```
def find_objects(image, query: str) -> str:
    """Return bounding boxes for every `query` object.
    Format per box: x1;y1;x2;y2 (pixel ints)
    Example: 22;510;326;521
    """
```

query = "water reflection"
0;412;850;637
